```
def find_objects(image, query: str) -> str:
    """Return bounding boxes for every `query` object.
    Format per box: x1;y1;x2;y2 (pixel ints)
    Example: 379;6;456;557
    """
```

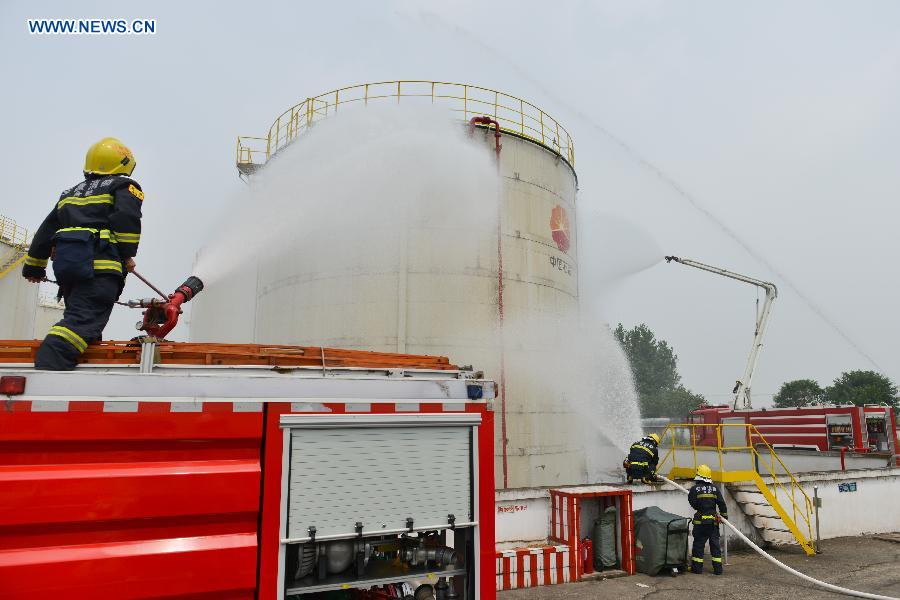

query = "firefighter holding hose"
624;433;661;484
22;138;143;370
688;464;728;575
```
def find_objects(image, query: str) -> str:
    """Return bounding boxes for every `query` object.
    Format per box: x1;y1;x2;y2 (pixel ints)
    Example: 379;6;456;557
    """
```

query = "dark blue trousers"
691;523;723;574
34;276;121;371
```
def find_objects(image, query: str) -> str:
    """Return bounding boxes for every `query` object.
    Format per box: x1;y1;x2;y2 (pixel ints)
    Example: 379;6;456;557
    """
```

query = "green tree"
614;323;706;419
650;386;708;419
824;371;898;408
773;379;824;408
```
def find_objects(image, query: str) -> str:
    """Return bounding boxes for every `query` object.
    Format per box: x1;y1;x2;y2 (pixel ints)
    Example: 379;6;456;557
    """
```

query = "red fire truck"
0;340;496;600
689;404;899;457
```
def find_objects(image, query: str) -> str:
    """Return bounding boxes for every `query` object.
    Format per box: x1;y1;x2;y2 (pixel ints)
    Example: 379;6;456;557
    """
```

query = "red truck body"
689;404;898;459
0;341;496;600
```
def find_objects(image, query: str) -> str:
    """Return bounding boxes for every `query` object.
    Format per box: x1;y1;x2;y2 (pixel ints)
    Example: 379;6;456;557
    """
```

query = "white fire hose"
659;475;898;600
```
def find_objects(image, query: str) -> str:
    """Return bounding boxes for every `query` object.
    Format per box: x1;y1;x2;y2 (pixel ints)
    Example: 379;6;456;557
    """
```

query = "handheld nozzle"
176;276;204;300
133;275;205;339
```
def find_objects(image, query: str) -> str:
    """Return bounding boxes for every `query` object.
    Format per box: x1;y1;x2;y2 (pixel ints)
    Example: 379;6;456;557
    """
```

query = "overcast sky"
1;1;897;404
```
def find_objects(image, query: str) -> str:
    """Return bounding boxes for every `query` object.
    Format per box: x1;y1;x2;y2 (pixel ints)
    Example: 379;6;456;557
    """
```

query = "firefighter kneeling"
688;464;728;575
624;433;660;484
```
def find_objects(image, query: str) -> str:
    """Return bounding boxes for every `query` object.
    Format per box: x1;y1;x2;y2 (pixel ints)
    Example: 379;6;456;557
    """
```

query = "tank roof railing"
236;80;574;175
0;215;29;248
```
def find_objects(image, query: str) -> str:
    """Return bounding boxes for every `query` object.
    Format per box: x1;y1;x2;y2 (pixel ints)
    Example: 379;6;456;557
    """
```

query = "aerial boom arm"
664;255;777;409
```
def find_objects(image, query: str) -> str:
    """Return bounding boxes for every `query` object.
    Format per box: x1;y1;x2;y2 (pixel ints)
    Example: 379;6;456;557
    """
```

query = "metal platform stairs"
657;423;816;556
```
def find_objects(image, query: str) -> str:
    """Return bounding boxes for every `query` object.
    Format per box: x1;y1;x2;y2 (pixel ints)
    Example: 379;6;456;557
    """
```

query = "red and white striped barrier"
495;545;571;591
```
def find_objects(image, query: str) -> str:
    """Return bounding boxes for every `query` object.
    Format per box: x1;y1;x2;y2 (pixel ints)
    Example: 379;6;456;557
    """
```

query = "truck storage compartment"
279;414;482;599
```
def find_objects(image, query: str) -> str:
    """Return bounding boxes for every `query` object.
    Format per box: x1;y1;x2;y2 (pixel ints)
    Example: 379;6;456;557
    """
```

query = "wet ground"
499;536;900;599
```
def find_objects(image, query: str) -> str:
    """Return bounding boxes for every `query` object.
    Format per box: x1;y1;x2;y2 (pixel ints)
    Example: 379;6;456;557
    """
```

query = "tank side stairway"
729;481;800;547
657;423;816;556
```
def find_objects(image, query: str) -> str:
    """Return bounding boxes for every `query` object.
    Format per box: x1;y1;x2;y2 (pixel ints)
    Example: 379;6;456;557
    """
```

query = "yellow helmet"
648;433;661;444
84;137;136;176
696;464;713;479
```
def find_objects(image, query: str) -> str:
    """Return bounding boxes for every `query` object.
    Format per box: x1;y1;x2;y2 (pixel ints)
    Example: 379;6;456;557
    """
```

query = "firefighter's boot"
690;556;703;574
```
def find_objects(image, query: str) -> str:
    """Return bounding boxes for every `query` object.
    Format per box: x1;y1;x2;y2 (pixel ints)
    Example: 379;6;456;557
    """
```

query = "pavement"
499;536;900;599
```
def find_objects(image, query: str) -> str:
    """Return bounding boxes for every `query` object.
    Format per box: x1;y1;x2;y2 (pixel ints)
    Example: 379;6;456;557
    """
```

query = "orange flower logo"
550;205;570;253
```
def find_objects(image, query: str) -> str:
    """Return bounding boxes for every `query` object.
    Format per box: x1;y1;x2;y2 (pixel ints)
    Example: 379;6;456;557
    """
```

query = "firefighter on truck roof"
624;433;661;484
688;464;728;575
22;138;143;370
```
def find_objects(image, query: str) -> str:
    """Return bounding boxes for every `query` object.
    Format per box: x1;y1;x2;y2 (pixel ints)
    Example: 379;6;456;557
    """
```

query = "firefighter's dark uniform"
688;478;728;574
22;175;143;370
626;437;659;484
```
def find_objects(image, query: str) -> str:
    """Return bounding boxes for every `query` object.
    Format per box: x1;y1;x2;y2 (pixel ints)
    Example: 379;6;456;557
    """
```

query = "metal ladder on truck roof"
657;423;816;556
0;216;29;281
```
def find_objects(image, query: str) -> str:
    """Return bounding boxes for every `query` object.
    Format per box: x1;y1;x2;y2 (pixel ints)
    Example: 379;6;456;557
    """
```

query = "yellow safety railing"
657;423;815;556
0;215;28;248
236;80;575;172
0;215;29;281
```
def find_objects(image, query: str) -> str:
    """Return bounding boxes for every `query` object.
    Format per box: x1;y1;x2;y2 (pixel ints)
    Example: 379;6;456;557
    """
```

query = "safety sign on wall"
838;482;857;493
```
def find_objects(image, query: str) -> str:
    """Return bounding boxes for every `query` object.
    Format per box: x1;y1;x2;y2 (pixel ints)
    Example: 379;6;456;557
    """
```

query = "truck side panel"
0;401;263;599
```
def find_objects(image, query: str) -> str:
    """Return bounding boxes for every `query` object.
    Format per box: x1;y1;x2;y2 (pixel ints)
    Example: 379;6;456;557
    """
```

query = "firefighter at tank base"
688;464;728;575
21;138;143;371
624;433;661;484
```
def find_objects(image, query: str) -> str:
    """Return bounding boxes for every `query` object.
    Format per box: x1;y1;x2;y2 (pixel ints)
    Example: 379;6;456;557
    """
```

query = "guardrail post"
716;425;724;476
813;485;821;553
463;85;468;118
520;99;524;134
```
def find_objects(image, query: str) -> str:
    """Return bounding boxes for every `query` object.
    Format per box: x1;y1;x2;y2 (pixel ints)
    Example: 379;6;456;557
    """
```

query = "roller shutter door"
287;424;473;540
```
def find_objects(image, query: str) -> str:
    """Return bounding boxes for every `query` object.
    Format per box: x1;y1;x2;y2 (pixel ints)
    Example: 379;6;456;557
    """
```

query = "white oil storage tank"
191;82;582;489
0;216;37;339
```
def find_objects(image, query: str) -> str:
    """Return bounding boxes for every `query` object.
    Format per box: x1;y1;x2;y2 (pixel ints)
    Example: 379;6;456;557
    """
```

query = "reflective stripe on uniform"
691;556;704;563
113;231;140;243
56;227;117;242
57;193;113;209
630;461;649;466
697;493;717;498
48;326;87;353
631;444;655;456
701;515;716;519
56;226;100;234
93;260;123;273
711;557;722;563
24;255;48;267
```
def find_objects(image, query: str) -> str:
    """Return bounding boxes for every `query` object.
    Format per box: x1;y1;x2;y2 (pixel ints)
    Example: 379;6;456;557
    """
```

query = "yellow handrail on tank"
236;81;575;174
0;215;29;281
0;215;29;248
657;423;815;556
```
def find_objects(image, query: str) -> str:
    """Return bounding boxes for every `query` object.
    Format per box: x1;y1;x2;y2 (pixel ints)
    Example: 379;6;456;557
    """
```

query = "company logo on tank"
549;204;574;277
550;205;571;252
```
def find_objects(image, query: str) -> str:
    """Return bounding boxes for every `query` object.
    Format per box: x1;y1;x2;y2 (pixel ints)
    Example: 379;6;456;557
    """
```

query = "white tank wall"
32;300;64;338
0;241;37;340
188;264;258;344
191;128;581;489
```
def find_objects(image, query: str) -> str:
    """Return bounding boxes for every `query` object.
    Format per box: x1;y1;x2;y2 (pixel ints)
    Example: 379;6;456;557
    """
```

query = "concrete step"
744;504;781;519
732;490;766;504
761;528;799;545
751;515;787;531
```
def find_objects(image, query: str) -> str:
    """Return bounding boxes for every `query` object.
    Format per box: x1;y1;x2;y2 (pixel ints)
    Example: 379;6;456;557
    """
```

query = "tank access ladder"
657;423;816;556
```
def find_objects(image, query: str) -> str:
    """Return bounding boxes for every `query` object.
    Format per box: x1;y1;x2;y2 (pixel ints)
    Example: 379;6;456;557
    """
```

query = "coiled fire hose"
658;475;898;600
